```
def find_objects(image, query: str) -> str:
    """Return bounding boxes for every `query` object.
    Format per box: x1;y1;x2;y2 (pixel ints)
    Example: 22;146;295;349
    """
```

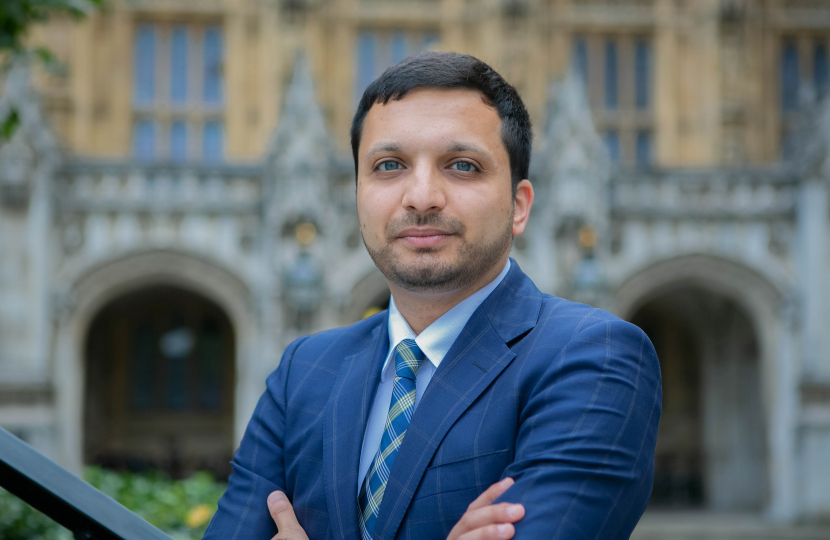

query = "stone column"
768;295;800;521
797;178;830;379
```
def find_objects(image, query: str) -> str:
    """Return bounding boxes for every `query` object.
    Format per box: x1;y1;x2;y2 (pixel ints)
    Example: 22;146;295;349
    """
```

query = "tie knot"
394;339;424;381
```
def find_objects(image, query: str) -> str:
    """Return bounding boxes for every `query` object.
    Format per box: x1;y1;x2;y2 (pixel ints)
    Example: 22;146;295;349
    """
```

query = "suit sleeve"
496;318;662;540
202;336;308;540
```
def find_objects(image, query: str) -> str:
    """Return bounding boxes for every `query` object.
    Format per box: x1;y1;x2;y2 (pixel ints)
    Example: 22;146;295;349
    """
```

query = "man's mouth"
396;227;454;249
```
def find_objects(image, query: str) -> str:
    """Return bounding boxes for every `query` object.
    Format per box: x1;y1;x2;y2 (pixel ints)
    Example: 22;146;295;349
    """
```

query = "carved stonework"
534;73;610;230
266;52;336;228
531;73;611;298
789;88;830;180
0;65;60;208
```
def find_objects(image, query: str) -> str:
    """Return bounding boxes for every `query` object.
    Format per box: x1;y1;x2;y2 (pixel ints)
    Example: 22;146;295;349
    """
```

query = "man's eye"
378;161;403;171
450;161;477;172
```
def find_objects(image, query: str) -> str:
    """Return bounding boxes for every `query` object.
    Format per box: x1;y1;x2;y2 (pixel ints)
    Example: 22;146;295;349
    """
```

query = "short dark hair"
350;52;532;194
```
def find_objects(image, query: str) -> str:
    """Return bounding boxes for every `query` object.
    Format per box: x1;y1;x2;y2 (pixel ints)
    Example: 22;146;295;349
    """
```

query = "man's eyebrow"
364;142;403;158
445;141;489;156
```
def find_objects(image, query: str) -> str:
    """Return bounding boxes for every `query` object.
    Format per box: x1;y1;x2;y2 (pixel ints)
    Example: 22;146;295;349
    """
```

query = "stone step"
631;512;830;540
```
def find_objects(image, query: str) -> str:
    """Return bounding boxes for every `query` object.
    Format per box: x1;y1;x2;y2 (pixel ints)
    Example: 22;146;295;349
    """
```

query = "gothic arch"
615;254;785;325
614;254;796;517
52;249;256;473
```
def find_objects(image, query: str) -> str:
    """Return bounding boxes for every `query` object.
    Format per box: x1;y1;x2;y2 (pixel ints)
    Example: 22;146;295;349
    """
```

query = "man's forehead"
361;88;503;152
368;86;495;116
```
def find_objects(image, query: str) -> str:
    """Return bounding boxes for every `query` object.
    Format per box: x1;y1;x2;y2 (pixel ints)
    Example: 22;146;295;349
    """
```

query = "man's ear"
512;179;534;236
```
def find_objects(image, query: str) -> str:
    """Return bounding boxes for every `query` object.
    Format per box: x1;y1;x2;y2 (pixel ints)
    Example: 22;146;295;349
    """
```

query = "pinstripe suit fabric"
358;340;424;540
203;260;662;540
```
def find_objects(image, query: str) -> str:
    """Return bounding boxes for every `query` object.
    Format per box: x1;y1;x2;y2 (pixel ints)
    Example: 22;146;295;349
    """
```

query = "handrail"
0;426;173;540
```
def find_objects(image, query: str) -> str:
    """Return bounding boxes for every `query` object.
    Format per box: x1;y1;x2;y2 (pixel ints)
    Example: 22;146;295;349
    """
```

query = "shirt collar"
382;259;511;382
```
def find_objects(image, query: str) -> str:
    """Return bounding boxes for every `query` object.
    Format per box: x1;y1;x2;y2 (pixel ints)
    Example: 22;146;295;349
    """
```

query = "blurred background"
1;0;830;538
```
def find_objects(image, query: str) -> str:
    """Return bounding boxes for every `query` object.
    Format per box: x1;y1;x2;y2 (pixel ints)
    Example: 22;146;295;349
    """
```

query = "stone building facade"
1;0;830;531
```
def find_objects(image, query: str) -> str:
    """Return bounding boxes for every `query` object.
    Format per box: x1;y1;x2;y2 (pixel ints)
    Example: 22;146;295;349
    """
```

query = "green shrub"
0;468;227;540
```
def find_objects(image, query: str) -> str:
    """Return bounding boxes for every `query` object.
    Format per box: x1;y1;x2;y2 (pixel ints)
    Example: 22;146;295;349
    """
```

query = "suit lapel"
324;316;389;540
371;261;543;540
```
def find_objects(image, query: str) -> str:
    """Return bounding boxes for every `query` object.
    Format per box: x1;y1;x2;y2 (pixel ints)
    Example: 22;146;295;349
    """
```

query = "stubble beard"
363;211;514;294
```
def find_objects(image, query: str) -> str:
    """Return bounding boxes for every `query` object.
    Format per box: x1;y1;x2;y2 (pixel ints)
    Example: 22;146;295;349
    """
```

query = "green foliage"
0;0;106;56
0;488;72;540
1;108;19;139
0;468;227;540
0;0;106;139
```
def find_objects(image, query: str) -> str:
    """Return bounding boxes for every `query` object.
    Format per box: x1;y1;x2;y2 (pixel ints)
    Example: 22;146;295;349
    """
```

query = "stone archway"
615;254;798;519
84;285;235;479
52;250;256;475
630;287;765;511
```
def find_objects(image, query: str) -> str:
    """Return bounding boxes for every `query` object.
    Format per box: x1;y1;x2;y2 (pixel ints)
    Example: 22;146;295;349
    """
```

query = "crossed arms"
204;317;662;540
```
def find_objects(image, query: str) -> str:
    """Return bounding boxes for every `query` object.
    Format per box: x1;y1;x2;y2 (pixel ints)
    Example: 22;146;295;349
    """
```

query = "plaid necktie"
358;339;424;540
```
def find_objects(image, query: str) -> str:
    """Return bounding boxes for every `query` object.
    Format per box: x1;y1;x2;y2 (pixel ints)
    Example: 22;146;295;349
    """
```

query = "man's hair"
349;52;532;194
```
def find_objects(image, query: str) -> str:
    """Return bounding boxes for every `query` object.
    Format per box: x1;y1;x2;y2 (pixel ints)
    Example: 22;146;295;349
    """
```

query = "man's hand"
266;479;523;540
447;478;525;540
268;491;309;540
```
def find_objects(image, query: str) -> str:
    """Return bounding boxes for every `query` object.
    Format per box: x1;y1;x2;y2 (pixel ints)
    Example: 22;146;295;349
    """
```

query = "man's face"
356;87;528;294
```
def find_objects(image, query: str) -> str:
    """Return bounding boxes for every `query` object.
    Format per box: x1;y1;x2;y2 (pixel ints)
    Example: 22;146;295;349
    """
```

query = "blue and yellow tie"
358;339;424;540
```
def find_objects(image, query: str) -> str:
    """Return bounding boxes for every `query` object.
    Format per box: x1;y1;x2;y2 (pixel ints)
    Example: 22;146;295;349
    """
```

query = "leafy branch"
0;0;106;138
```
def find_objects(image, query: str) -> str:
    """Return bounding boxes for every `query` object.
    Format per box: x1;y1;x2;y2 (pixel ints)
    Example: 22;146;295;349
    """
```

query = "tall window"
605;131;620;162
781;42;799;111
779;36;830;158
636;130;652;166
816;44;829;100
132;119;156;162
635;40;651;110
132;22;226;163
571;34;654;166
604;41;618;111
133;25;156;106
170;26;188;105
355;29;441;101
572;36;588;84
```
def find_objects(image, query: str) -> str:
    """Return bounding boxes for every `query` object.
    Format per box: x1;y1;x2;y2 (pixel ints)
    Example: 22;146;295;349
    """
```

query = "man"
203;52;661;540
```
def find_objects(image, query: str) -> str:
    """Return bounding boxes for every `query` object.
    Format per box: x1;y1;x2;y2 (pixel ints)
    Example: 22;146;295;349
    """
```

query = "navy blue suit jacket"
204;261;662;540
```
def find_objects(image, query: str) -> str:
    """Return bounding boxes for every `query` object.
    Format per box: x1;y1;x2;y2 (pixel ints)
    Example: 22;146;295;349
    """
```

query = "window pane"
198;319;223;411
203;26;224;104
572;36;588;85
132;119;156;161
131;322;156;411
635;40;651;110
815;43;829;100
202;121;224;163
133;24;156;104
782;42;799;110
605;130;620;162
164;315;190;411
605;40;618;110
356;31;377;99
637;130;652;166
391;32;408;65
171;26;188;104
170;120;187;162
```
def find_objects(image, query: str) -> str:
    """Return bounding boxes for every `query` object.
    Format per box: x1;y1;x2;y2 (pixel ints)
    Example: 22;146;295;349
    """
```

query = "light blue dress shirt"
357;260;512;491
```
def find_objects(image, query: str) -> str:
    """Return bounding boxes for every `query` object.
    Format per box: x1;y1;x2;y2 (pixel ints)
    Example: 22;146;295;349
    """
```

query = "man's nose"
401;161;446;213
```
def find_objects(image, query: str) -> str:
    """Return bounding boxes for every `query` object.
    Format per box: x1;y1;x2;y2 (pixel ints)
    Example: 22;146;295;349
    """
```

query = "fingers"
267;491;307;540
458;523;516;540
466;477;514;512
458;502;524;533
447;479;523;540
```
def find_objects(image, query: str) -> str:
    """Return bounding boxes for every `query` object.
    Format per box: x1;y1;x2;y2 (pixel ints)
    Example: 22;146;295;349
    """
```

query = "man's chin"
383;258;464;293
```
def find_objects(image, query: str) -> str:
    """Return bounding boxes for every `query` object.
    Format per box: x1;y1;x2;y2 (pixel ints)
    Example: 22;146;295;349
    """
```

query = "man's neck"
389;256;509;335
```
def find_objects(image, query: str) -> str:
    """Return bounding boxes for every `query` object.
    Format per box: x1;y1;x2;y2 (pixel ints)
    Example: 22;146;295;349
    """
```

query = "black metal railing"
0;426;173;540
